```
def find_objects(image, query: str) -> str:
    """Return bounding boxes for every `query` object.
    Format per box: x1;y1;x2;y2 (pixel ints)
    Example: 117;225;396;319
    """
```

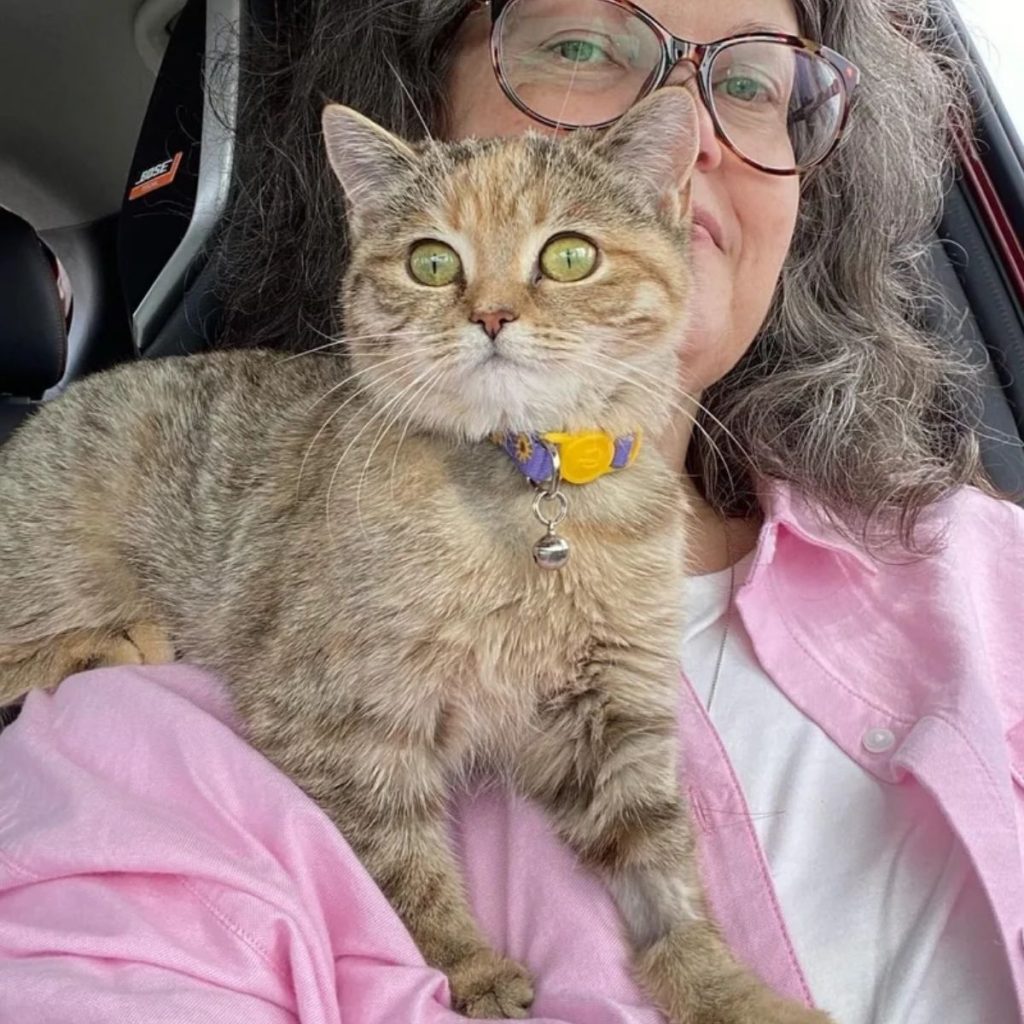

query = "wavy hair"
212;0;1002;554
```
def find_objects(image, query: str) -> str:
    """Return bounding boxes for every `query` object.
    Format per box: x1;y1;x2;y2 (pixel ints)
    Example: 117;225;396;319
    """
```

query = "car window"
955;0;1024;141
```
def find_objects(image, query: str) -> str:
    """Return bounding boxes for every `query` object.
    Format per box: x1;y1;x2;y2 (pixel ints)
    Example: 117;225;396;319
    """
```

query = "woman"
0;1;1020;1022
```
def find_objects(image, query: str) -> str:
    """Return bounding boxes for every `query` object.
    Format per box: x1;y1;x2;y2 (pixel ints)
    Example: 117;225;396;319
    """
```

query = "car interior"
0;0;1022;736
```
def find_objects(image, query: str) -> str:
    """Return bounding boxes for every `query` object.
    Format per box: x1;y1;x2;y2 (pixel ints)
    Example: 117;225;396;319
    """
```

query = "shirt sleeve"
0;664;657;1024
0;665;444;1024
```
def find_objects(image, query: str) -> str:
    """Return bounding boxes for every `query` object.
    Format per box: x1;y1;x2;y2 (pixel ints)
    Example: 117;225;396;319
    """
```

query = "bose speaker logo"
128;152;183;201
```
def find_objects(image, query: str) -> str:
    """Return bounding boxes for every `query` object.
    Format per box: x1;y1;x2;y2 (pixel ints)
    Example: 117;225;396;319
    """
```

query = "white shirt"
679;555;1018;1024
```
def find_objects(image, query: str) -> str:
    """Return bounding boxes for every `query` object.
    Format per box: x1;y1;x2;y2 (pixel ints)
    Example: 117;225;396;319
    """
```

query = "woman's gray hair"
213;0;1003;554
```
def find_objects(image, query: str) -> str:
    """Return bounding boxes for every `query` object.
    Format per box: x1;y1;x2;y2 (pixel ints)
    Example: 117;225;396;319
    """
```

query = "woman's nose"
663;64;724;172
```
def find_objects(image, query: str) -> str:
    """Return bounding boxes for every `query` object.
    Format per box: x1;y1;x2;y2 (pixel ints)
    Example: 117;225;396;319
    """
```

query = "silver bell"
533;531;570;570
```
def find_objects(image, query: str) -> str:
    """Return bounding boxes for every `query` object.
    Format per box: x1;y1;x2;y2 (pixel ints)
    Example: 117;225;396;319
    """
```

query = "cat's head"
322;89;698;442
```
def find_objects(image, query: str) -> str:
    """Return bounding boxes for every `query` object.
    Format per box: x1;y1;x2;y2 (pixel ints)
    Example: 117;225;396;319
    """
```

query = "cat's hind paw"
448;948;535;1019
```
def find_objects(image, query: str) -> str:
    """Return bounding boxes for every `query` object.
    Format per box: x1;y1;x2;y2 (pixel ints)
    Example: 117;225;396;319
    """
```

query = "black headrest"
0;207;67;398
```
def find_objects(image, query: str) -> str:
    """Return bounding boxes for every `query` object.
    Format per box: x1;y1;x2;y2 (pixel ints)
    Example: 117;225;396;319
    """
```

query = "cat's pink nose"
471;308;518;340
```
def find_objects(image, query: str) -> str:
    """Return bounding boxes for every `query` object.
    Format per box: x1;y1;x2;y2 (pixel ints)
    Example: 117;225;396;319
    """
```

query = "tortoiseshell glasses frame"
474;0;861;175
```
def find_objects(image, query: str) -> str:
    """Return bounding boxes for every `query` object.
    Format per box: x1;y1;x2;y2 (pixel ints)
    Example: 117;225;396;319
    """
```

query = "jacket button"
862;728;895;753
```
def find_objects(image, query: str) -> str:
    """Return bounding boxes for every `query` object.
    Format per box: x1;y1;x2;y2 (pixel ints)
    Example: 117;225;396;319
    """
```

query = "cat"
0;88;831;1024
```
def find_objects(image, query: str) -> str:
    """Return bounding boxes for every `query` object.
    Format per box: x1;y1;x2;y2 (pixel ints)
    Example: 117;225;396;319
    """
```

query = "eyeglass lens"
495;0;848;171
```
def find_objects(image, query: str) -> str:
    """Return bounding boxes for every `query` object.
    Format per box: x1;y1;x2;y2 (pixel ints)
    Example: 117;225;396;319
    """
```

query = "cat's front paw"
448;948;535;1019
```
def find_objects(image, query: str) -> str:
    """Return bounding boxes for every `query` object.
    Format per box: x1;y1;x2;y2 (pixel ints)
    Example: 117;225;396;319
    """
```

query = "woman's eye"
539;235;599;283
715;69;777;105
549;38;607;64
408;241;461;286
724;76;767;102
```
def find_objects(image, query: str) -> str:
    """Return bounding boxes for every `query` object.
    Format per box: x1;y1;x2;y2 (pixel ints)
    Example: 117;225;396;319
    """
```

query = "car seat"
0;208;68;440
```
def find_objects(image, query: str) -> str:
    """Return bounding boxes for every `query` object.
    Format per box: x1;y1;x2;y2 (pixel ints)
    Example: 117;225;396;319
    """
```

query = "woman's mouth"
692;204;724;251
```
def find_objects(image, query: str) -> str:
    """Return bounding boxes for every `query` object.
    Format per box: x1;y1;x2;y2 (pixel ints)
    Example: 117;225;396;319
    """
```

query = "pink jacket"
0;483;1021;1022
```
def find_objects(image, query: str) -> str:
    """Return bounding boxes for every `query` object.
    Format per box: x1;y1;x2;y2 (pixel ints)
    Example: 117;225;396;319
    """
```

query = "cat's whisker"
584;351;716;421
593;352;753;479
547;340;750;463
572;356;717;443
278;328;432;362
325;363;441;543
304;351;416;417
561;354;739;496
353;365;445;536
387;369;446;503
296;357;420;498
300;313;433;345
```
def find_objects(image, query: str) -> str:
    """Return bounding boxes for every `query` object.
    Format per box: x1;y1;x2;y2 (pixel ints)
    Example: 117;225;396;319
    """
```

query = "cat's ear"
593;87;699;220
321;103;418;236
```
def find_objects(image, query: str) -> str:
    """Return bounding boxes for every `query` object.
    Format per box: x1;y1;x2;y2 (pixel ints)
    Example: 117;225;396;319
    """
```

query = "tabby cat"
0;89;831;1024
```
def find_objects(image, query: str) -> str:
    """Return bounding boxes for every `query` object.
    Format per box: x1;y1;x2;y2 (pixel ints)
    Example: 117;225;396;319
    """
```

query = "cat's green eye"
539;235;598;283
408;241;462;287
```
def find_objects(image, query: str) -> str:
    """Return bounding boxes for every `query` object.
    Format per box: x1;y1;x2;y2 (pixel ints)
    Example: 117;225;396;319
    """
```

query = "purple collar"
492;430;642;485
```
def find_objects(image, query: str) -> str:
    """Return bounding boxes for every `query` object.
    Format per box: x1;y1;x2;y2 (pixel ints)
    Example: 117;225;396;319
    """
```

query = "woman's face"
445;0;802;396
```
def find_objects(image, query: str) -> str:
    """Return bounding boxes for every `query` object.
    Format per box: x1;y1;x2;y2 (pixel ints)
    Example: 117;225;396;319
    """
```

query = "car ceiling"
0;0;176;232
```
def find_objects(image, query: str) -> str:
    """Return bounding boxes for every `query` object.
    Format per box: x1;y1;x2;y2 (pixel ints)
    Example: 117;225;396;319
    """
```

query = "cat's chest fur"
299;430;690;773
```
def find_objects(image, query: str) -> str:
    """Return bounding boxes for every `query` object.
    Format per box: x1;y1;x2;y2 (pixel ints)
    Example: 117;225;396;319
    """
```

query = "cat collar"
492;430;642;486
492;430;641;571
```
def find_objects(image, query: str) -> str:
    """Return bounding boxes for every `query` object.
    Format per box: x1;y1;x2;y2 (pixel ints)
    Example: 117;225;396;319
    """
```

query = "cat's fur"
0;90;831;1024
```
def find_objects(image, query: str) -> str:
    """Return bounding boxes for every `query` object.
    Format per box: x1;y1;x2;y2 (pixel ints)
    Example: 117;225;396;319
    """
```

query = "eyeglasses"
484;0;861;175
